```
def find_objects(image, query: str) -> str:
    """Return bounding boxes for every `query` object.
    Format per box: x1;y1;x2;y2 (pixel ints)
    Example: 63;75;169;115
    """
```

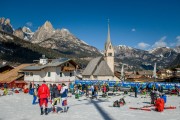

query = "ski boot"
40;107;44;115
45;108;48;115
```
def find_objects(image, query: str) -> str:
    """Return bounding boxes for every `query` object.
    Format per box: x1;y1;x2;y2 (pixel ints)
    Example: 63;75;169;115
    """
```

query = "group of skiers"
30;81;68;115
73;83;110;99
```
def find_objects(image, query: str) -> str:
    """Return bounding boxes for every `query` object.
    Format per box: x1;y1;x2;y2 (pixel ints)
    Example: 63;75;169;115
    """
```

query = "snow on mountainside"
114;45;178;70
13;26;34;40
149;47;177;58
174;46;180;53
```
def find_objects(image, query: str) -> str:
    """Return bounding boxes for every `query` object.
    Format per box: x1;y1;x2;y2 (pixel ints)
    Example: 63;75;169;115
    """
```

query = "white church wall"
97;76;114;80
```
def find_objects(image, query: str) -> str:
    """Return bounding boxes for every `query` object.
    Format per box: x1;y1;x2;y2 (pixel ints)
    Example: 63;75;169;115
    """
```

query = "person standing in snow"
134;84;138;98
60;83;68;112
32;84;37;105
51;84;60;113
38;80;50;115
57;83;62;93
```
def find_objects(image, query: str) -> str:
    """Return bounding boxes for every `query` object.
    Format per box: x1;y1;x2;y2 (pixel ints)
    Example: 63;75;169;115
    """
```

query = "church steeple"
104;19;114;73
105;19;111;50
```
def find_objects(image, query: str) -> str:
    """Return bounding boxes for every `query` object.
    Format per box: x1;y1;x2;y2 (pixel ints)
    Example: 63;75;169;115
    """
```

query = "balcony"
61;66;75;71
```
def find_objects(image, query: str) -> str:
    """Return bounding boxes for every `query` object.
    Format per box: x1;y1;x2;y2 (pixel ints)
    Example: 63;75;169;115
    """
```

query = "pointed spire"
105;19;111;50
107;19;111;43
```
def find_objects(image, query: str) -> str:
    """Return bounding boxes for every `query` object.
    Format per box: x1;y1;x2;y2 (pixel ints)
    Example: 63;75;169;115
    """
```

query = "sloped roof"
22;58;76;71
0;64;31;83
128;74;142;79
0;64;13;69
82;57;102;76
93;60;114;76
138;70;153;75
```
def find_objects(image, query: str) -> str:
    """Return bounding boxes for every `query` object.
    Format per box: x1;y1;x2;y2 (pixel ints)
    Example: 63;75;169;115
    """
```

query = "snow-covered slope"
0;90;179;120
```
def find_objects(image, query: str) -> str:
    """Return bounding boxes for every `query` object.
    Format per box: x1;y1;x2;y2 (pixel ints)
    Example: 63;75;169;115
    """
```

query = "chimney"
39;55;48;65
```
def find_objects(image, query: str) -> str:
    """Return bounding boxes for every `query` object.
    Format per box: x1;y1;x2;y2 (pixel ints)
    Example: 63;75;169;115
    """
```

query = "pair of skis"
129;107;151;111
130;106;176;111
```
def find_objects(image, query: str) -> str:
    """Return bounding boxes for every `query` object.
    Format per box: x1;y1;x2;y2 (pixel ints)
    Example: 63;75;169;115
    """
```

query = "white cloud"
26;22;33;27
137;42;150;49
176;36;180;46
169;43;176;47
131;28;136;32
152;36;167;48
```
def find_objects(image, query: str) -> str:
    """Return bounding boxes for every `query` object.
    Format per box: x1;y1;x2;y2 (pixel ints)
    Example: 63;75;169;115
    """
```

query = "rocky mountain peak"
4;18;11;25
174;46;180;53
31;21;54;43
61;28;70;35
13;27;24;39
22;26;32;33
0;17;13;34
14;26;33;40
43;21;54;30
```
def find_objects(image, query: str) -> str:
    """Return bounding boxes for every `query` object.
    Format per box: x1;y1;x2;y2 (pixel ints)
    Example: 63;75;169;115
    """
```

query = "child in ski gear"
32;84;37;105
61;83;68;112
38;81;50;115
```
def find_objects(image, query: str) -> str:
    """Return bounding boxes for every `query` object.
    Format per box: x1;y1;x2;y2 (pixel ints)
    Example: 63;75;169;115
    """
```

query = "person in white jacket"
60;83;68;112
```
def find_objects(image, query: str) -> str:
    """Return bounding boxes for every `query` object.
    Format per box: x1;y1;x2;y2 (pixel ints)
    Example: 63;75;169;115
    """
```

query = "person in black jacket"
51;84;60;113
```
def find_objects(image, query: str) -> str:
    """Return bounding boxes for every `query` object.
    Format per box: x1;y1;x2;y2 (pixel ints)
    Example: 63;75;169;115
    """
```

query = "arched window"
60;72;62;77
109;45;111;49
108;53;112;56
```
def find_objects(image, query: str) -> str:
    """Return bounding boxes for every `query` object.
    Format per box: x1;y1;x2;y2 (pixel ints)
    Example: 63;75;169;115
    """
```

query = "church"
82;22;120;81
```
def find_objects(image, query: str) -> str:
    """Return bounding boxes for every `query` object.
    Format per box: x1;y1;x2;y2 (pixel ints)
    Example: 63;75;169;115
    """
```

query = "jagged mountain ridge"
169;53;180;68
0;17;13;34
31;21;100;57
114;45;179;70
0;30;63;64
0;17;179;69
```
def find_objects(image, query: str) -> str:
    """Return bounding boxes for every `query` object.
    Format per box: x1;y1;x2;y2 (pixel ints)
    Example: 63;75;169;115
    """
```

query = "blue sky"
0;0;180;50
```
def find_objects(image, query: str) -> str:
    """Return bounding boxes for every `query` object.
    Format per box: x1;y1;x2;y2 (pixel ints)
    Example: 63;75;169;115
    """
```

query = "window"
70;72;72;77
60;72;62;77
109;45;111;49
30;72;33;76
108;53;112;56
66;63;69;67
48;72;51;77
26;72;29;76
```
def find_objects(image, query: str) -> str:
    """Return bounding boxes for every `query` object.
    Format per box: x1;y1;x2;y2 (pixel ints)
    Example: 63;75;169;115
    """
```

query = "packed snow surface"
0;90;180;120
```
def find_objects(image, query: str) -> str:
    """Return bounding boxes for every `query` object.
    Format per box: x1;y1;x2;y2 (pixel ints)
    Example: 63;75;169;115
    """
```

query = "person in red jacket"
38;80;50;115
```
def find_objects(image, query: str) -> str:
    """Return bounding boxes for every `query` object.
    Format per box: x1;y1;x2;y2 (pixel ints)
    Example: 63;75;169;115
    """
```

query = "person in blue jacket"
134;84;138;98
60;83;68;112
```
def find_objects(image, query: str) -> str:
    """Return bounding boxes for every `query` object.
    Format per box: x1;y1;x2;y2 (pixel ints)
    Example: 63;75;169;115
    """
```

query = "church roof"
93;60;114;76
82;57;114;76
82;57;103;76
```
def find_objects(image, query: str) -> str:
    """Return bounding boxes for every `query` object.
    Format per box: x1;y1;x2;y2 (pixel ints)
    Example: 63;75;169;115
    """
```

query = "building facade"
21;57;78;84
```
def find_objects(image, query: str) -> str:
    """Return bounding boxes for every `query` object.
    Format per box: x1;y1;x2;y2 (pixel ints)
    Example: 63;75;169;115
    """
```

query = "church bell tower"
104;20;114;73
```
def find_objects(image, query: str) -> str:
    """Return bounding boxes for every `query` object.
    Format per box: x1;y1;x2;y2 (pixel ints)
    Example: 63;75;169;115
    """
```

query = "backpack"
155;98;164;112
113;100;120;107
